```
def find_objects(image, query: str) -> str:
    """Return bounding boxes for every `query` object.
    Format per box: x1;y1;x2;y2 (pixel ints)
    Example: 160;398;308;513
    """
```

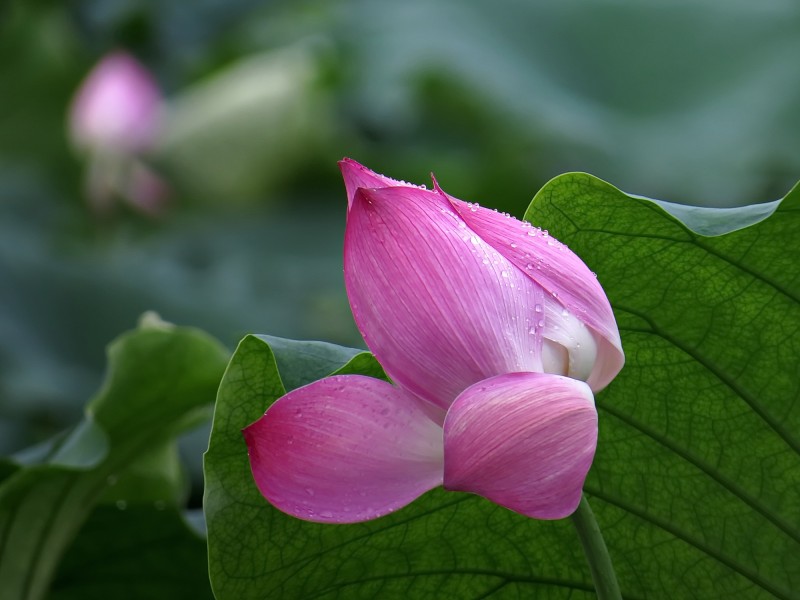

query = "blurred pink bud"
69;51;162;154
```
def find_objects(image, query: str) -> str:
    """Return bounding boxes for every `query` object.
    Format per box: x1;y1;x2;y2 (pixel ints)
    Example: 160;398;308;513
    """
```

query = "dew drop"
510;242;517;249
528;327;536;335
482;258;490;265
525;263;533;270
537;318;545;327
320;510;333;519
500;271;509;278
534;304;542;313
305;488;315;497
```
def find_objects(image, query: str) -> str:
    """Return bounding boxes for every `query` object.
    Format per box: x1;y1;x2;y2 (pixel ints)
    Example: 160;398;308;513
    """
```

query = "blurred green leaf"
97;441;189;507
332;0;800;205
206;178;798;599
49;506;213;600
157;44;331;203
0;322;229;600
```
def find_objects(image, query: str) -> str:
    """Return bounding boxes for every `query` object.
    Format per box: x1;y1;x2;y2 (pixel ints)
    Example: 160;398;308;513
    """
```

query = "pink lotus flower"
244;160;624;523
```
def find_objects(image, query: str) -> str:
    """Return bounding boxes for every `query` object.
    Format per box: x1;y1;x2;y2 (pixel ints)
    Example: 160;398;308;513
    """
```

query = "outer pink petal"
243;374;443;523
444;189;624;392
340;158;427;211
344;185;570;410
443;372;597;520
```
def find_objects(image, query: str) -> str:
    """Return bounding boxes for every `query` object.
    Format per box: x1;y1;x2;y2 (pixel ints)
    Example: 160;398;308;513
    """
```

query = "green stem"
570;494;622;600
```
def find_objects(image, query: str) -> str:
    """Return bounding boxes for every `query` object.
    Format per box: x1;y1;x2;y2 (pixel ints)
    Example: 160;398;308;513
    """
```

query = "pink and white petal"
541;298;599;382
443;372;597;520
339;158;428;211
345;186;559;410
443;189;624;392
243;375;443;523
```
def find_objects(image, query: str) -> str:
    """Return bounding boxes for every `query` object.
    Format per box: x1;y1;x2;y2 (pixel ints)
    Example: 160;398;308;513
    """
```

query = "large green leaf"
205;179;799;599
525;174;800;599
0;319;229;600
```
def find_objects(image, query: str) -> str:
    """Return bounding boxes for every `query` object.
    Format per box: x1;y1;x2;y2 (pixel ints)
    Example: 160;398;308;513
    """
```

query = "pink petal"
243;375;443;523
340;158;427;211
345;185;569;410
443;372;597;520
443;188;624;392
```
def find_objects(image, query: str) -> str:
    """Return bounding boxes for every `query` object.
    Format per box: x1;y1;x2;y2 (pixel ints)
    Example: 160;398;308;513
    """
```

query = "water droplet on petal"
305;488;315;496
510;242;517;249
500;271;509;278
534;304;542;313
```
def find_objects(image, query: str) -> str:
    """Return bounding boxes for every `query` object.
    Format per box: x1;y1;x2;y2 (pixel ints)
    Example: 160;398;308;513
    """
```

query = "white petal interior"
542;300;599;382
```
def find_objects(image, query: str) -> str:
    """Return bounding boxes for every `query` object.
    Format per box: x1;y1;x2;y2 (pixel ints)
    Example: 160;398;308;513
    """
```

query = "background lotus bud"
68;51;169;216
69;51;162;155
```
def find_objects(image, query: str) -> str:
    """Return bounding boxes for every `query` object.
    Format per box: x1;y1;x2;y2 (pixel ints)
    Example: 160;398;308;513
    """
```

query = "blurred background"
1;0;798;493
